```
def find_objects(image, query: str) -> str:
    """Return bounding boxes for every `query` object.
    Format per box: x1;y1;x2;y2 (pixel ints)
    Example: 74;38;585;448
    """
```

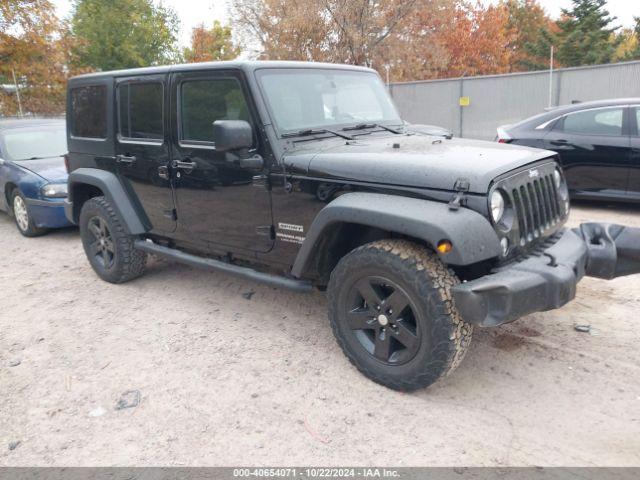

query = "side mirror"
213;120;253;152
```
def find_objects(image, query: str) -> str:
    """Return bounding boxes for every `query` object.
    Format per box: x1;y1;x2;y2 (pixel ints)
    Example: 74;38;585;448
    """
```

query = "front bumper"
452;223;640;327
25;198;74;229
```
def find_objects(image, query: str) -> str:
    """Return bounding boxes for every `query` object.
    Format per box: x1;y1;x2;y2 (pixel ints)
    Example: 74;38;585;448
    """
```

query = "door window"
70;85;107;139
560;107;624;136
180;78;251;145
118;82;164;142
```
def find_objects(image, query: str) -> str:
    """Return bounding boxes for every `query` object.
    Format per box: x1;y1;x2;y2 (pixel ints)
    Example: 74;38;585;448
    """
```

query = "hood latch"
448;178;470;211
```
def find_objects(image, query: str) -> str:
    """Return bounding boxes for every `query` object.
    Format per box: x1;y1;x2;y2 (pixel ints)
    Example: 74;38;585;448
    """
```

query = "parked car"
0;118;72;236
65;62;640;390
496;98;640;202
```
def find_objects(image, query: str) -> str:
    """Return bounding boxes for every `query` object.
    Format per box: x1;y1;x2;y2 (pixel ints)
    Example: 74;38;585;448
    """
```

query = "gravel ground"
1;201;639;466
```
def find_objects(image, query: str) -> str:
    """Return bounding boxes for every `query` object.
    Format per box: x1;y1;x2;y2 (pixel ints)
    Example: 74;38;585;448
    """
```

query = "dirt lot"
1;202;639;467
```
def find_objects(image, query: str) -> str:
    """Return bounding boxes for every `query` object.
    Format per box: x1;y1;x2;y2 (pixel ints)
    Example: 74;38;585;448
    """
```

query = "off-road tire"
327;239;473;391
79;196;147;284
11;190;47;237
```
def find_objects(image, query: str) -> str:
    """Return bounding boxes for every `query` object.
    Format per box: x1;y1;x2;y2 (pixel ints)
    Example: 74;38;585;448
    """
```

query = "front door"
114;75;176;233
628;106;640;198
544;105;631;198
170;69;273;254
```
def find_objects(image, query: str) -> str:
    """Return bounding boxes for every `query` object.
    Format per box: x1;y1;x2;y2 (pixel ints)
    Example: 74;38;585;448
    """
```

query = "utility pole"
548;46;554;109
12;68;24;117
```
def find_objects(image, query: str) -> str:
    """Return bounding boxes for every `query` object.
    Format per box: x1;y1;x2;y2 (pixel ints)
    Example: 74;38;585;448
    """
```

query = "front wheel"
328;239;473;391
79;196;147;284
12;190;47;237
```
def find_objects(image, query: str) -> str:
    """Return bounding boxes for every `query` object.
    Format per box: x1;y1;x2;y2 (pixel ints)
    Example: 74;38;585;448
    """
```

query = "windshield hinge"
448;178;470;211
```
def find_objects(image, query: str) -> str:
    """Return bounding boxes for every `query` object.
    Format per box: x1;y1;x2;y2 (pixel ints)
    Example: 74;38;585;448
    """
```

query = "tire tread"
328;239;473;391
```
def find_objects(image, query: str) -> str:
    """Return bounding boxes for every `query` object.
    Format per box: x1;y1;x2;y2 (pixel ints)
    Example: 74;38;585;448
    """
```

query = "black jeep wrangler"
65;61;640;390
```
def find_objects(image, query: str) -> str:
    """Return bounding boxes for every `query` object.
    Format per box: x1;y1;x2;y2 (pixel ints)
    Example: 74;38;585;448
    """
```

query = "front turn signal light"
437;240;453;254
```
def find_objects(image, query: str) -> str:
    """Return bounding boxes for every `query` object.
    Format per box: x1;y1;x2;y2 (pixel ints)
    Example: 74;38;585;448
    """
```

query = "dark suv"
65;61;640;390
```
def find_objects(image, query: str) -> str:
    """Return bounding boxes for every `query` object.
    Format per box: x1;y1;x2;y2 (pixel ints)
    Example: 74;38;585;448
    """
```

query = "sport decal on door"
277;223;305;244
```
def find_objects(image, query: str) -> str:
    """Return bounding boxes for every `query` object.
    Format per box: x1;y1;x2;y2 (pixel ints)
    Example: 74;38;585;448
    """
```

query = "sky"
52;0;638;48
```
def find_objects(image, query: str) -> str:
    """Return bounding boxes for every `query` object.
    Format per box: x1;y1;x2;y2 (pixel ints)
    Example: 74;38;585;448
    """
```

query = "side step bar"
134;240;313;293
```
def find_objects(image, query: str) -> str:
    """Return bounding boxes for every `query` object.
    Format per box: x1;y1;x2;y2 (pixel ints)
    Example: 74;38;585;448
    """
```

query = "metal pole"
459;76;464;138
12;68;24;117
548;46;554;108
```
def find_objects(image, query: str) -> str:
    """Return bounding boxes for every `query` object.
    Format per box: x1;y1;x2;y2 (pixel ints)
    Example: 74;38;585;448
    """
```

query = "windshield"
257;69;402;133
1;126;67;161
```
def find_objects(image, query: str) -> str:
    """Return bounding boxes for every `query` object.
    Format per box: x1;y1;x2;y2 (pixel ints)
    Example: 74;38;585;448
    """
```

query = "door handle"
116;155;137;165
172;159;197;172
551;139;568;145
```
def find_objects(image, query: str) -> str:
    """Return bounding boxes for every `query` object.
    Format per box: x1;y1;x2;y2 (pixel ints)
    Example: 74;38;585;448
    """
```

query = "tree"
613;17;640;61
183;21;241;62
428;1;517;78
526;0;621;69
0;0;67;115
502;0;554;70
231;0;425;68
69;0;180;71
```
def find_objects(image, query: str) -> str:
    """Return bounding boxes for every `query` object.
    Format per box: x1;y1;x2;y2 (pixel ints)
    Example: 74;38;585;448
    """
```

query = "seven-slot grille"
510;172;562;246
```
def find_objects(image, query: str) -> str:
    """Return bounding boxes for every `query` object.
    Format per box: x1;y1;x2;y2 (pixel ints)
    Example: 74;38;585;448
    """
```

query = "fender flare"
67;168;147;234
291;192;501;277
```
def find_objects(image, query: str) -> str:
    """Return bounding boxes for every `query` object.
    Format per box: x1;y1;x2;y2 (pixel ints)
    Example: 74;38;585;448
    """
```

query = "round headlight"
554;169;562;189
490;190;506;223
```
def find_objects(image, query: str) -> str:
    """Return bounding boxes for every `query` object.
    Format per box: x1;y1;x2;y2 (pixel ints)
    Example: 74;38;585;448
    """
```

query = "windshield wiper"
343;123;403;134
282;128;354;140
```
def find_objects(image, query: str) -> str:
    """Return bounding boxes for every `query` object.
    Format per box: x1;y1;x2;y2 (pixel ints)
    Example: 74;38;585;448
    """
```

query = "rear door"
544;105;631;198
629;106;640;199
114;75;176;234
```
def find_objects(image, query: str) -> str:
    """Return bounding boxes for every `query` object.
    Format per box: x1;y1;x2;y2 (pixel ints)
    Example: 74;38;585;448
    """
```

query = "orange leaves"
183;21;241;63
0;0;68;115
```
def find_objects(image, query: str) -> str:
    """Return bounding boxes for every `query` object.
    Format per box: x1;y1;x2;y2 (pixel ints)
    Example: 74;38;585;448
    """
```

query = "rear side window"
118;82;164;141
560;107;624;136
180;78;250;144
70;85;107;139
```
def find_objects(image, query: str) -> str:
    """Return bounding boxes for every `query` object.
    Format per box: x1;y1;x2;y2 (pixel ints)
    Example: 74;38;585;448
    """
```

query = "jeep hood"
13;156;68;183
284;135;556;194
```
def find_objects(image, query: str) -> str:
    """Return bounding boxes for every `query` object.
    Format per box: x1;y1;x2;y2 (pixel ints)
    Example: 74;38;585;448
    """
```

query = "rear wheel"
328;239;473;391
12;190;47;237
79;196;147;283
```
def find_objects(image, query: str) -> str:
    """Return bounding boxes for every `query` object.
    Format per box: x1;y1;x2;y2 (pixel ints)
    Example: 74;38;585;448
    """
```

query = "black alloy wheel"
328;239;474;391
79;196;147;284
87;216;116;270
346;276;421;365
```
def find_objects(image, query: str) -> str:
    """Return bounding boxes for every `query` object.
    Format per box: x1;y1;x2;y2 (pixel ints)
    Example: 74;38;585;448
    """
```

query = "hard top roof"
69;60;376;82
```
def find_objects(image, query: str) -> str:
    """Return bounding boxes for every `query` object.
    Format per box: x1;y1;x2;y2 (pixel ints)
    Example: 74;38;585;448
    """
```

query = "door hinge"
256;225;275;239
253;174;270;189
163;208;177;220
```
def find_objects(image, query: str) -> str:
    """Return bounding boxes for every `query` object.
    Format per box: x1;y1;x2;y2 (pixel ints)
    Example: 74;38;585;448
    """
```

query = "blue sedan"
0;118;73;236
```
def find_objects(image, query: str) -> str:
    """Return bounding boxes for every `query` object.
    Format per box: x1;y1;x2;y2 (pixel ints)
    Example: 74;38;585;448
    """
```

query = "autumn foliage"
0;0;68;115
1;0;640;116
